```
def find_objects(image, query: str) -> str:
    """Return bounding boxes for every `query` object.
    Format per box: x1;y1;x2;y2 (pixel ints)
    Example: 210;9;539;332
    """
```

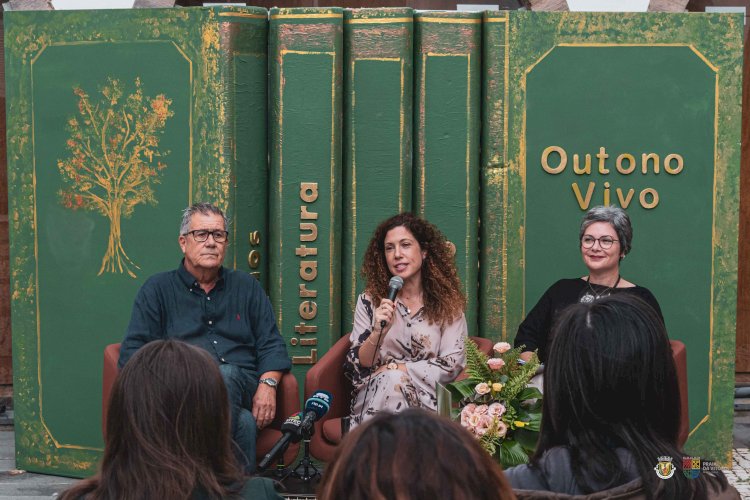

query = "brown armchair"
671;339;689;447
102;343;301;465
304;335;494;463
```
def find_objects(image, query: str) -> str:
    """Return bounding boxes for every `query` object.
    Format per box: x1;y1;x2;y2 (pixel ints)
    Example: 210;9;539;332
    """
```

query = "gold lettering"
640;188;659;209
300;205;318;220
300;260;318;281
299;283;317;298
295;245;318;257
572;182;595;210
541;146;567;174
603;181;611;206
300;338;318;346
641;153;660;174
616;188;635;208
300;222;318;242
597;147;609;174
247;250;260;269
300;182;319;202
249;231;260;246
292;349;318;364
299;300;318;320
616;154;636;175
664;154;684;174
290;338;299;346
294;322;318;335
573;154;591;175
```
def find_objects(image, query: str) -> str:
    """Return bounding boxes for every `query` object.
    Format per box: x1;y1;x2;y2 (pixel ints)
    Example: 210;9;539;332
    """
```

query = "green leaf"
514;428;540;453
447;378;476;400
517;387;543;401
499;439;530;468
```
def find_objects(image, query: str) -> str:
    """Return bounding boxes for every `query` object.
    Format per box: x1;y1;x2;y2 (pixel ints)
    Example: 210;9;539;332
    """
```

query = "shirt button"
208;320;213;325
407;323;411;327
207;297;211;301
220;358;226;362
213;340;218;344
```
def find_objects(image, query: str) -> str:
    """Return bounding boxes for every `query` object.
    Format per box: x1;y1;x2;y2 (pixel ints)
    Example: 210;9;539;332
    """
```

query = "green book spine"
479;11;512;342
342;8;413;336
413;11;482;336
269;8;343;386
220;9;269;289
3;6;267;476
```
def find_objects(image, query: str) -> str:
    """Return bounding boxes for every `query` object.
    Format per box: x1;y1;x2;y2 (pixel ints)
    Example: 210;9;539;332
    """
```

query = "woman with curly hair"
345;212;467;427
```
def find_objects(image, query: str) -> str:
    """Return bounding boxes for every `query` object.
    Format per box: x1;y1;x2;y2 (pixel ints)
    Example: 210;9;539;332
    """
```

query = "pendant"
580;293;596;304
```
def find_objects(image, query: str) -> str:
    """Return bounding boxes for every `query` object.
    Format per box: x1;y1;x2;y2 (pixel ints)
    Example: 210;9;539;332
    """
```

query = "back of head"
61;340;242;500
537;294;694;497
318;409;515;500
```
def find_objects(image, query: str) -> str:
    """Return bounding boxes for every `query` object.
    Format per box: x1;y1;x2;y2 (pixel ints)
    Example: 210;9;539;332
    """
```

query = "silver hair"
179;203;228;235
579;205;632;256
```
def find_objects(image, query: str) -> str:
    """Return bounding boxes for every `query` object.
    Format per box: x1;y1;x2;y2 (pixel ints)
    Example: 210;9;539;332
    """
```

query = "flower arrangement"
447;340;542;468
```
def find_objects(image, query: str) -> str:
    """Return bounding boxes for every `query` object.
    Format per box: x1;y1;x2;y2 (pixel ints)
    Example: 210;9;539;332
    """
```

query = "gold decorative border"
30;39;194;451
345;17;412;25
521;43;719;437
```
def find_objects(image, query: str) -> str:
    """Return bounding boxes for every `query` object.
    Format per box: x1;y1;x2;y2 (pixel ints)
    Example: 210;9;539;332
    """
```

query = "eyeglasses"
581;235;618;249
184;229;229;243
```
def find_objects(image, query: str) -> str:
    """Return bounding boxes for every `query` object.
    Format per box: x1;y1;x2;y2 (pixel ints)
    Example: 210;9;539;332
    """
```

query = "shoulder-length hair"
361;212;466;325
536;294;717;499
317;408;515;500
59;340;243;500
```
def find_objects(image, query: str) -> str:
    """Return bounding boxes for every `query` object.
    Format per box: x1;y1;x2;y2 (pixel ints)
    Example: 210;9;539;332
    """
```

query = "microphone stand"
291;424;321;482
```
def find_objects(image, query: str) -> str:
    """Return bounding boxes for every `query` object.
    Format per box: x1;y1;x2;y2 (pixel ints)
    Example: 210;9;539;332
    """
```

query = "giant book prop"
480;10;742;465
413;11;481;337
268;7;343;393
4;6;268;476
341;8;413;335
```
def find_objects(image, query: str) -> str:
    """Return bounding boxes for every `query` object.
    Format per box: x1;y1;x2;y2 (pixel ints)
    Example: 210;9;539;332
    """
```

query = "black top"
119;260;291;376
514;278;663;363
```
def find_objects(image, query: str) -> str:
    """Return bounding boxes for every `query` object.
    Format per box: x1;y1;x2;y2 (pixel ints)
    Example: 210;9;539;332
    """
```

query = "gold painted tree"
57;77;174;278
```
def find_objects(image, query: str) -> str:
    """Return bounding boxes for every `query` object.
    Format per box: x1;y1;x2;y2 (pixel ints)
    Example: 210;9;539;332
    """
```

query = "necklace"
580;274;621;304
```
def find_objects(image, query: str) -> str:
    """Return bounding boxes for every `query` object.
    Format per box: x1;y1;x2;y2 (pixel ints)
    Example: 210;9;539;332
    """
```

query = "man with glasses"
118;202;291;473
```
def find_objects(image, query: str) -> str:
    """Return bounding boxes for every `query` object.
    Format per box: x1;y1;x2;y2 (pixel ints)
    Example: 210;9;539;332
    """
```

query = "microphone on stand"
257;412;303;471
381;276;404;329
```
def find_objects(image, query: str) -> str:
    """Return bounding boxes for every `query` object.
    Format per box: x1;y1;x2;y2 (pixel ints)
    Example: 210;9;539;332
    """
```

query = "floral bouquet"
447;340;542;468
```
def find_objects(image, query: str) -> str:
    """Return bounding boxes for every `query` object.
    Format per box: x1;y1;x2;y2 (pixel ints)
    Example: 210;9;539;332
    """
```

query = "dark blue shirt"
119;261;291;377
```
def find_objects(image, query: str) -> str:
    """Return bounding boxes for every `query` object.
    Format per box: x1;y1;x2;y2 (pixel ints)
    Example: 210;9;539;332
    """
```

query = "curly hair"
361;212;465;325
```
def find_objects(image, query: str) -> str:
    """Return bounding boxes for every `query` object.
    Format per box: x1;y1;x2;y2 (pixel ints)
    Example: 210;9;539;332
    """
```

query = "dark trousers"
219;363;257;473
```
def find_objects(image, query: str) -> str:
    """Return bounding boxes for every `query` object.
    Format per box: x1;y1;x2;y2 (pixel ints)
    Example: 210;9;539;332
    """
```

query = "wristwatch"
259;377;278;388
387;362;399;371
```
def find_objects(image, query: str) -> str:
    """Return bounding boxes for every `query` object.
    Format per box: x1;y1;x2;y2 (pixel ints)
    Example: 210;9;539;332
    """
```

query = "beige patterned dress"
345;293;467;426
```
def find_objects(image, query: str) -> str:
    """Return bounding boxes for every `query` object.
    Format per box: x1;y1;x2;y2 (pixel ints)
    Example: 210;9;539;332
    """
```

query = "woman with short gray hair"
514;205;662;364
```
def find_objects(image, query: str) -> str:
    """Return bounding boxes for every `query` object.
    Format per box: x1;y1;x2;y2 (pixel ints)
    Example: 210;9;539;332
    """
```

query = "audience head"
361;212;465;324
318;408;515;500
542;293;679;445
60;340;242;500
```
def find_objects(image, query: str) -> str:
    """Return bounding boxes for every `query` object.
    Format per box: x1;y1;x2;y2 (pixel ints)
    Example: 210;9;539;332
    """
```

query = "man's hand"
252;383;276;429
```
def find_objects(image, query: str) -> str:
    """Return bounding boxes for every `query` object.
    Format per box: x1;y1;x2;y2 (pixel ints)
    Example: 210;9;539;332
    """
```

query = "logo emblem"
654;456;676;479
682;457;701;479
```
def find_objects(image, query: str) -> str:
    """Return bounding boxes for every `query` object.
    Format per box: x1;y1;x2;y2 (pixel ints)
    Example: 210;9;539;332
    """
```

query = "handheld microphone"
300;390;333;433
381;276;404;329
257;412;303;471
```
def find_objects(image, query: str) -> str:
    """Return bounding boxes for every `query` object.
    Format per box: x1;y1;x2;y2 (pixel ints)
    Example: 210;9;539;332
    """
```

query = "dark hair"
180;202;228;235
317;409;515;500
361;212;466;325
59;340;243;500
536;294;719;499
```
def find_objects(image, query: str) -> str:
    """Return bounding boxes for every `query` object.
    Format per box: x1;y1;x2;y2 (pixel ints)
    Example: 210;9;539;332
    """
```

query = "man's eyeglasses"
184;229;229;243
581;235;618;249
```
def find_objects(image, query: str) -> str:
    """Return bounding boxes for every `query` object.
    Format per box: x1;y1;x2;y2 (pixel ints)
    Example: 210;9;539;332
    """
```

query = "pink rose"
488;358;506;370
493;342;512;354
460;404;477;427
488;402;506;419
467;413;483;431
474;414;494;437
475;382;491;395
474;404;489;415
